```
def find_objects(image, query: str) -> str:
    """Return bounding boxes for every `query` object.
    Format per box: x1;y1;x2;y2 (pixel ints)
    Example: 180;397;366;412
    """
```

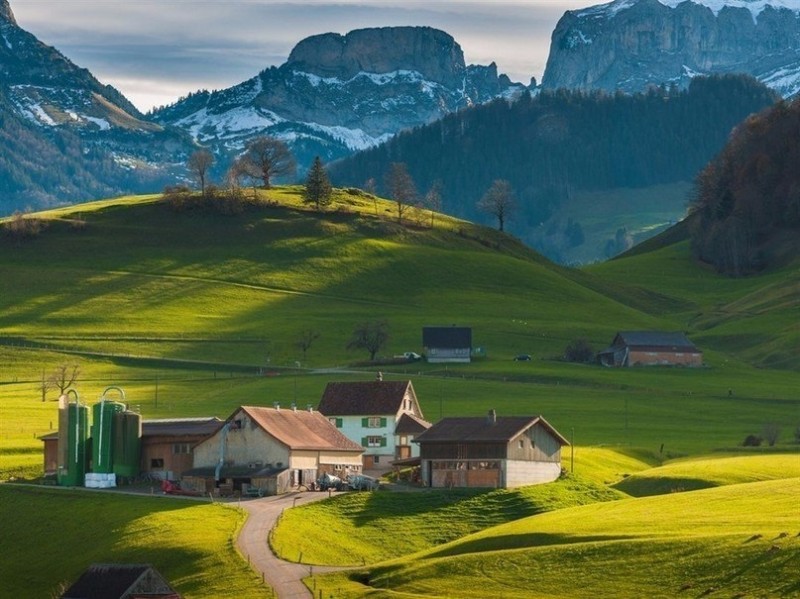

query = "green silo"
91;400;124;473
58;401;89;486
113;410;141;479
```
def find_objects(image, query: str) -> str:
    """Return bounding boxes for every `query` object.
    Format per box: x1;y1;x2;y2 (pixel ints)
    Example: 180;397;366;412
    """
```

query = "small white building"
317;378;430;472
190;405;363;494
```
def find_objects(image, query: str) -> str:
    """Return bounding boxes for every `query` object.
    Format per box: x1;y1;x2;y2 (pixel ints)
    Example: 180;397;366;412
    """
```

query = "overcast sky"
12;1;600;112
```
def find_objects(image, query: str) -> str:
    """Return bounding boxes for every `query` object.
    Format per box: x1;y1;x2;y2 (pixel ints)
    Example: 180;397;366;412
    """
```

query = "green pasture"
614;453;800;496
315;478;800;598
0;485;265;599
270;474;622;566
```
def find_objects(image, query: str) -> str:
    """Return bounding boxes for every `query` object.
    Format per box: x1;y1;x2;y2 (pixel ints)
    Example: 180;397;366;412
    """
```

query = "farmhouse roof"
395;412;431;435
415;414;569;446
142;417;223;437
60;563;180;599
422;325;472;348
611;331;700;352
237;406;364;453
318;380;416;416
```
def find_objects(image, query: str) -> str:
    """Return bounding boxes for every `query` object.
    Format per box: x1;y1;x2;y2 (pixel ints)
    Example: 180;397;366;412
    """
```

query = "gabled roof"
237;406;363;453
60;563;180;599
318;380;416;416
395;412;431;435
415;415;569;446
613;331;700;352
422;326;472;348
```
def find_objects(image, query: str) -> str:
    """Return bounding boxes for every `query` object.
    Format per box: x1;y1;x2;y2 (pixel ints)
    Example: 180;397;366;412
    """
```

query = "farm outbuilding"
59;563;181;599
415;410;569;489
139;417;223;481
189;405;363;495
422;325;472;363
598;331;703;367
317;377;431;473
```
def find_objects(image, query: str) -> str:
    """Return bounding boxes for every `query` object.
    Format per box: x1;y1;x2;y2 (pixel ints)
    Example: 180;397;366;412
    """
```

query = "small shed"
139;417;223;480
40;431;59;476
598;331;703;367
59;563;181;599
415;410;569;488
422;325;472;363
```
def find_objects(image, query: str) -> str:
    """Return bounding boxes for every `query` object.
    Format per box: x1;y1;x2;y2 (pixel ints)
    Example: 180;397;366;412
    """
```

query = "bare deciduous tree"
346;320;390;361
240;136;297;189
424;179;443;228
48;363;80;396
295;329;320;361
477;179;516;232
187;149;214;196
385;162;417;223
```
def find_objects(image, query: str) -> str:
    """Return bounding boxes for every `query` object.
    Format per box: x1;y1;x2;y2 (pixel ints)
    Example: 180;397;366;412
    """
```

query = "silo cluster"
56;387;142;487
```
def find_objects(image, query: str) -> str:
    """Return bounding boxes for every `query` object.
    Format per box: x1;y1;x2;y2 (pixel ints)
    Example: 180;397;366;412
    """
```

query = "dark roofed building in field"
598;331;703;367
415;410;569;488
422;325;472;363
60;563;181;599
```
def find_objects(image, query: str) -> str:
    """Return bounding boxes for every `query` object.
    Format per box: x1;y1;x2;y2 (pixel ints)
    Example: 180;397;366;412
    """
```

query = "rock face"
542;0;800;97
153;26;527;171
0;0;192;213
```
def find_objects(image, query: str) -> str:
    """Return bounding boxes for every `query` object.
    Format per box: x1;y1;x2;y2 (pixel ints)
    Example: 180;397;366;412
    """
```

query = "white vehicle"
394;351;422;361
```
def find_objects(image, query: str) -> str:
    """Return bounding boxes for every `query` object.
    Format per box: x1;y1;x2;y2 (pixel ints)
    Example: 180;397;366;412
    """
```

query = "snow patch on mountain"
761;61;800;97
176;106;283;141
300;122;392;151
580;0;800;19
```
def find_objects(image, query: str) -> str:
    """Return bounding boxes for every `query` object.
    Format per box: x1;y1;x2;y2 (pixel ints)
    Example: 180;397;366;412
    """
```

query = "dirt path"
236;491;344;599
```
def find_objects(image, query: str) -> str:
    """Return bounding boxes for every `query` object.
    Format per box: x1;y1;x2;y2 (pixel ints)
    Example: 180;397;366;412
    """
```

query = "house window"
519;439;525;449
367;435;383;447
150;458;164;469
230;419;242;431
329;417;342;428
374;456;380;464
173;443;191;455
368;417;382;428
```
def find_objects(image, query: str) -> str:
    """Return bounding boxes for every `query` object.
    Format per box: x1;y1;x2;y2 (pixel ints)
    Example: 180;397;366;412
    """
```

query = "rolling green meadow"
1;189;798;597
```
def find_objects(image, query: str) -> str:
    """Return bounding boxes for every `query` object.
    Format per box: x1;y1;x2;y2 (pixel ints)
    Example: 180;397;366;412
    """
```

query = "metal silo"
113;409;141;479
91;387;126;474
57;390;89;486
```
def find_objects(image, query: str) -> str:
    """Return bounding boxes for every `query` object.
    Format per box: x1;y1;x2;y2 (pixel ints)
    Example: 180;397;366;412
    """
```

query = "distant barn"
598;331;703;367
422;325;472;363
60;563;181;599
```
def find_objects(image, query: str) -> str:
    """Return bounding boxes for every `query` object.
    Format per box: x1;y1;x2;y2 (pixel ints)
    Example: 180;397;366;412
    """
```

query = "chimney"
291;403;297;411
376;371;383;381
487;409;497;425
306;404;314;412
273;402;280;410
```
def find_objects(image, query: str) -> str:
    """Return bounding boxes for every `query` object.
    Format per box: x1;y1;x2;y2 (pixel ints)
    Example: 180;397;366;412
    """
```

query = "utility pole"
571;427;575;474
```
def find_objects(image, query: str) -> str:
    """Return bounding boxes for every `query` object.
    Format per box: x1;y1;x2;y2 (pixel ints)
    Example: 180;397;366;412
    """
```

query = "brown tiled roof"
613;331;700;352
317;381;414;416
415;415;569;445
240;406;363;453
60;563;180;599
395;412;431;435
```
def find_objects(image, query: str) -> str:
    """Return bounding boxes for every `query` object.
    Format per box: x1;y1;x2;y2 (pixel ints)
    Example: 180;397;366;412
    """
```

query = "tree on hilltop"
346;320;390;361
477;179;516;232
385;162;417;223
240;136;296;189
303;156;333;210
187;149;214;196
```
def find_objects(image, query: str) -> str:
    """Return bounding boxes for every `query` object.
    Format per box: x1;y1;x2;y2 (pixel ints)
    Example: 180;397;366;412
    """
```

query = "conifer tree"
303;156;332;210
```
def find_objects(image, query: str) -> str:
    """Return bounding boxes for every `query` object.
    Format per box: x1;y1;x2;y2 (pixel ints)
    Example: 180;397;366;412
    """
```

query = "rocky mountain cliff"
0;0;193;213
542;0;800;97
153;26;527;173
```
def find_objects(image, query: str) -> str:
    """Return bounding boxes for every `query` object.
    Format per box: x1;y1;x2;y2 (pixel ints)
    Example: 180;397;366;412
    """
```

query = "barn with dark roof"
597;331;703;367
415;410;569;488
59;563;180;599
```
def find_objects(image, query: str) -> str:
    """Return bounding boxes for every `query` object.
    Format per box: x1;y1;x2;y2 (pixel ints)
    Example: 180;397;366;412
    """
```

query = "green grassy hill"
315;478;800;598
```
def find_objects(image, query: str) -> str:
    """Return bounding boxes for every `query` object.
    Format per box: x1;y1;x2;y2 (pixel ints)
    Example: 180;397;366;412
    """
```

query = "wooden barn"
317;377;431;472
422;325;472;363
415;410;569;488
188;405;363;495
598;331;703;367
59;563;181;599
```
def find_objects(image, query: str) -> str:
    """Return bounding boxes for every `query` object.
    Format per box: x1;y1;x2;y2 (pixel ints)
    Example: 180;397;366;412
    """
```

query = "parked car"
394;351;422;361
513;354;532;361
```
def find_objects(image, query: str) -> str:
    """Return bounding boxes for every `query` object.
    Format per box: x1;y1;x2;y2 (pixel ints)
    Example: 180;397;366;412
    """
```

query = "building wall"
425;347;470;363
43;438;58;474
193;415;291;470
425;460;502;488
627;350;703;367
141;436;201;479
505;460;562;487
506;424;562;463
